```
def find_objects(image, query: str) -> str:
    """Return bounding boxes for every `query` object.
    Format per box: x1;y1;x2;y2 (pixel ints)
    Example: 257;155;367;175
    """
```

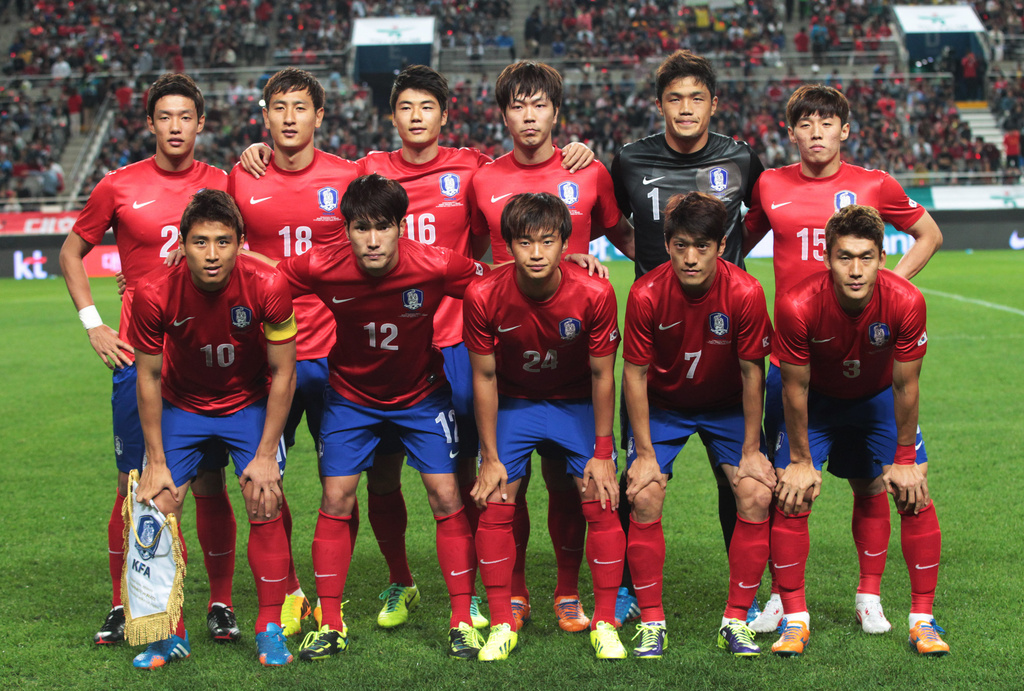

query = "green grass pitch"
1;250;1022;689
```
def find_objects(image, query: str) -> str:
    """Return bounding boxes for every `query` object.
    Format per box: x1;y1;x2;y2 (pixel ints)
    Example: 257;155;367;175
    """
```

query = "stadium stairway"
957;101;1005;149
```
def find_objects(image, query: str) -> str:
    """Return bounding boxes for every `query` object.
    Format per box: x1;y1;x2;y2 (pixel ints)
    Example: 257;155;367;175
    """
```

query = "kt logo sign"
14;250;48;279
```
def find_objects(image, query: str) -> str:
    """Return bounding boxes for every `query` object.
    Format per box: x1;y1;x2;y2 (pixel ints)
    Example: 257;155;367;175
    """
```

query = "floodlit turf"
1;250;1022;689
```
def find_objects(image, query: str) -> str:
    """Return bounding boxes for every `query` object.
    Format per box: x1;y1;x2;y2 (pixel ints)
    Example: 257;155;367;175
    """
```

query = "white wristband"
78;305;103;330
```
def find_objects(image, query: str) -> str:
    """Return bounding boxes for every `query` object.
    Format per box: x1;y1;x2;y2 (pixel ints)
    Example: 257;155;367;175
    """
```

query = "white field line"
919;287;1024;318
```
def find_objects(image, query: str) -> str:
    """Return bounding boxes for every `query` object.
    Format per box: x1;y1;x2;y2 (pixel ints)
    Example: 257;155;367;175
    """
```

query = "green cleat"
377;583;420;628
478;623;518;661
590;621;627;659
280;593;312;637
298;624;348;661
448;622;485;659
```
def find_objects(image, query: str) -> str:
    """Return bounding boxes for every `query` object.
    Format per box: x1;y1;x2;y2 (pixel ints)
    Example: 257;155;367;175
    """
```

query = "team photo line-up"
61;48;948;669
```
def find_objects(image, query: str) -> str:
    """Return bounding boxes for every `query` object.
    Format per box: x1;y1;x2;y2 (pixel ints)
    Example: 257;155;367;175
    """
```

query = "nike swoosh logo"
133;200;156;209
450;568;474;576
173;316;195;326
314;572;338;578
593;558;622;565
332;297;355;303
771;201;793;209
480;557;510;565
863;550;887;557
1010;230;1024;250
811;337;835;343
642;176;665;185
915;563;939;570
915;439;924;451
497;325;521;333
207;550;233;557
658;321;682;331
261;576;288;582
490;193;514;203
250;196;273;204
737;582;760;589
449;450;459;458
774;562;800;569
634;582;658;590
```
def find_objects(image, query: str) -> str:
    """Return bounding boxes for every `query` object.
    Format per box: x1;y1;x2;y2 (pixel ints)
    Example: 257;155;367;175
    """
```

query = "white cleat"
749;594;785;634
855;597;892;635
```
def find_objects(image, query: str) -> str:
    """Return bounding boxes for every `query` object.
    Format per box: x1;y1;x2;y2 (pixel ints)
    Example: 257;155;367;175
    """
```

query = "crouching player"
130;190;298;668
770;205;947;657
465;192;627;661
622;192;775;659
273;174;485;661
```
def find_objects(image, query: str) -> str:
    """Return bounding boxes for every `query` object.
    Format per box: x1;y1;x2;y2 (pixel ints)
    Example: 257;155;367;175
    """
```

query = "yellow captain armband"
264;313;298;342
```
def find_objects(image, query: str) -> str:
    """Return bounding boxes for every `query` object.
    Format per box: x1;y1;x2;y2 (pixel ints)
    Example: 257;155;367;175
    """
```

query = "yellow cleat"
281;593;312;637
590;620;627;659
478;623;518;661
376;583;420;628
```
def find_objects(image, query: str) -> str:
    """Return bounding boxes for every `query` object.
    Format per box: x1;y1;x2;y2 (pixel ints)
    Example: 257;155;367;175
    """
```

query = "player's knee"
631;485;664;523
736;481;773;520
424;478;462;516
320;487;357;517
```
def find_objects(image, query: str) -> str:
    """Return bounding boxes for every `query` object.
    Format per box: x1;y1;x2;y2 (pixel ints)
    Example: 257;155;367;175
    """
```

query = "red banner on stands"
0;210;83;235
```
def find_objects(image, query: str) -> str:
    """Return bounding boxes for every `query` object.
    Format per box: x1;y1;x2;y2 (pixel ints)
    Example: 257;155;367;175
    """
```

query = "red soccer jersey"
623;259;773;412
228;149;361;361
471;148;621;264
773;269;928;399
277;239;487;410
745;162;925;304
463;262;620;399
128;255;296;416
360;146;491;348
72;157;228;356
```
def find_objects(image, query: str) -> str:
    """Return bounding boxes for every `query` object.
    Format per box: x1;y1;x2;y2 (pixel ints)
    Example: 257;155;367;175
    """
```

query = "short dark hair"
786;84;850;128
495;61;563;111
663;192;727;245
390;65;449;114
147;73;204;120
656;50;717;101
180;189;244;241
500;192;572;246
263;67;325;112
340;174;409;227
825;204;884;255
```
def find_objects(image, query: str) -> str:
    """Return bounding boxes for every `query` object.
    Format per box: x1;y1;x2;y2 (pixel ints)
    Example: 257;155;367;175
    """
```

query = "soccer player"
743;84;943;634
622;192;774;659
610;49;765;626
272;174;486;661
58;73;242;646
128;189;298;668
470;60;633;633
464;192;627;661
769;205;947;657
227;67;362;636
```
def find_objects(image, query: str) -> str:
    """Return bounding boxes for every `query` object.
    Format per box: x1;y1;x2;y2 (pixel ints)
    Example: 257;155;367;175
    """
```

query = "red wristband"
594;436;614;460
893;443;916;466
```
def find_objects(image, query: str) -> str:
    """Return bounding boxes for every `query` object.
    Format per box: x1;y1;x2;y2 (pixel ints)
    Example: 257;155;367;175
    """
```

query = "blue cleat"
746;596;762;625
256;622;294;666
614;587;640;629
132;631;190;669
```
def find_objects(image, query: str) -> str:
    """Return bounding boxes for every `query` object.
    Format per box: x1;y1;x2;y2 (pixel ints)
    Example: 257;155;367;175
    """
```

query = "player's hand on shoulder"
774;462;820;515
565;253;608;278
560;141;595;173
87;324;134;370
882;463;930;514
164;247;184;267
115;271;127;297
239;142;273;178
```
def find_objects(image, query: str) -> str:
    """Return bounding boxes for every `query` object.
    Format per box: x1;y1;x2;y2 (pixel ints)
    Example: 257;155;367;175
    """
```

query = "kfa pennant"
121;469;186;645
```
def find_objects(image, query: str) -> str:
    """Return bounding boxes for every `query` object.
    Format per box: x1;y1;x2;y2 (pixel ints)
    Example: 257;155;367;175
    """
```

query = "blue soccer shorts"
318;386;460;477
283;356;329;452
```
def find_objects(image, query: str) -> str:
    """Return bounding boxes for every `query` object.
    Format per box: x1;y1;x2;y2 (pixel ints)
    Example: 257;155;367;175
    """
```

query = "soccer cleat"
281;593;312;637
448;622;485;659
590;620;627;659
771;621;810;657
511;596;531;631
632;623;667;659
718;619;761;657
94;606;126;645
554;596;591;632
749;595;786;634
132;632;190;669
909;619;949;656
470;595;489;629
207;604;241;642
256;622;294;666
298;624;348;661
478;623;517;661
746;597;762;625
377;583;420;628
614;587;640;629
855;600;892;634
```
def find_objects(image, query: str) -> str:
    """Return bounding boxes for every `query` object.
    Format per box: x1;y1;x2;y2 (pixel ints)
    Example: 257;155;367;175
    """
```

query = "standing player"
622;192;774;659
465;193;627;661
227;67;362;637
272;174;486;661
129;189;297;668
610;49;765;625
769;205;947;657
471;60;633;633
743;84;943;634
59;74;242;646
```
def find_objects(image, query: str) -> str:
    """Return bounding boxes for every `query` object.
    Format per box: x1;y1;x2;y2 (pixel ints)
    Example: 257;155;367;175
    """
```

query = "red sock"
627;516;665;622
476;502;516;627
311;511;352;629
436;507;476;627
511;496;530;599
852;491;890;596
368;488;413;586
280;495;300;594
771;506;810;614
193;489;236;608
108;491;126;608
548;487;586;599
724;515;770;619
249;514;290;633
459;482;480;534
581;501;625;627
900;503;941;614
